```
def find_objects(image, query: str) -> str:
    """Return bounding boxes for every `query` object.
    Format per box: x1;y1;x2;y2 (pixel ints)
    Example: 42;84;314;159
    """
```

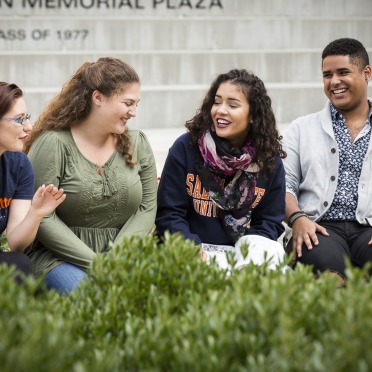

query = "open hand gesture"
31;184;66;218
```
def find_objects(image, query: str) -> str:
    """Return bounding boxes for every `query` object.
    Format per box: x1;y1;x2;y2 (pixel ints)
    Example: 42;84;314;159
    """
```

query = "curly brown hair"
185;69;286;175
24;57;140;166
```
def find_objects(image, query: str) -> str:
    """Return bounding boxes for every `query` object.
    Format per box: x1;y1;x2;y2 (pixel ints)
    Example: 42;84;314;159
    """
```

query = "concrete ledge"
0;52;357;86
0;0;371;17
2;48;372;55
23;85;372;127
1;18;371;51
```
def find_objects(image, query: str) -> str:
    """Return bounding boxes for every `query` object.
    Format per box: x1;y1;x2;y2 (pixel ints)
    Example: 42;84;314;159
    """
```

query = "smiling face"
210;81;251;148
96;82;141;135
322;55;371;115
0;97;32;155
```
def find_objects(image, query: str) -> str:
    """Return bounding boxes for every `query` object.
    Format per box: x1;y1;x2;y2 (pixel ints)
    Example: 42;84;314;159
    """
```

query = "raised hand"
31;184;66;218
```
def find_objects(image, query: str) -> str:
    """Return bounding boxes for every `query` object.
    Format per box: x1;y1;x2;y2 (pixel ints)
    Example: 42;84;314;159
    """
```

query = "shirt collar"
330;100;372;127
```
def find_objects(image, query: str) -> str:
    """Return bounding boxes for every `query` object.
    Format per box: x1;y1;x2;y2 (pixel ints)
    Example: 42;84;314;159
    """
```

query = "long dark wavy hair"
185;69;286;175
24;57;140;166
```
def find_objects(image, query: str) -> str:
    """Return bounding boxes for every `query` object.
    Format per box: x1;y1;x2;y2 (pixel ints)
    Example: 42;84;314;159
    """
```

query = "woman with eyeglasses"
0;82;66;282
24;58;157;294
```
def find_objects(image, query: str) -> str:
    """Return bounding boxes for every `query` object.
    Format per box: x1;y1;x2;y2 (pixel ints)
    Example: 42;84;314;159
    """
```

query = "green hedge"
0;234;8;251
1;233;372;371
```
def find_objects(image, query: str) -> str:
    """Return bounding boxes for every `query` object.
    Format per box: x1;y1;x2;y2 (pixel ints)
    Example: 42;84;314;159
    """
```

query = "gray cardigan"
283;99;372;226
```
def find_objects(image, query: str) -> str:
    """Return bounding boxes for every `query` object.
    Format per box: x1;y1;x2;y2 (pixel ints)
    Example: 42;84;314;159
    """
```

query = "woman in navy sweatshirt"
0;82;65;282
156;70;287;268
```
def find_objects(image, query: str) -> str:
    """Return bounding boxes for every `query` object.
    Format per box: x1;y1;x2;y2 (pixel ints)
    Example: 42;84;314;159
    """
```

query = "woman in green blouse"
24;58;158;294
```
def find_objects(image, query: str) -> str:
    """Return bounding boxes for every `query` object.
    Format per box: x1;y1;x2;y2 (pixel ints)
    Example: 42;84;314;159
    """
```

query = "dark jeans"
0;251;32;283
285;221;372;278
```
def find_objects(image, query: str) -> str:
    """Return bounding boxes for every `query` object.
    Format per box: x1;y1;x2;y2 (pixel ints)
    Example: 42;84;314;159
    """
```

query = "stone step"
22;84;372;129
2;1;371;132
2;49;372;87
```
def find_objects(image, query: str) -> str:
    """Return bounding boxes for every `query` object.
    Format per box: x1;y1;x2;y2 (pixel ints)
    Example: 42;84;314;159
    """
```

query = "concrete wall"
1;0;372;132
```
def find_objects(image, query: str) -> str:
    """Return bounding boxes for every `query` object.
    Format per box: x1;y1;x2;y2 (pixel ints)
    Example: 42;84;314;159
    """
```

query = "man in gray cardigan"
283;38;372;286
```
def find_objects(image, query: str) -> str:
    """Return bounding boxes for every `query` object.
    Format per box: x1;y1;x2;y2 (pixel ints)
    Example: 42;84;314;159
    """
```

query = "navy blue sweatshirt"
156;133;285;246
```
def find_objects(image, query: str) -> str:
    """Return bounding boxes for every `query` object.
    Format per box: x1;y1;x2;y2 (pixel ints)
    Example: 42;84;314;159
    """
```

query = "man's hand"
291;217;329;258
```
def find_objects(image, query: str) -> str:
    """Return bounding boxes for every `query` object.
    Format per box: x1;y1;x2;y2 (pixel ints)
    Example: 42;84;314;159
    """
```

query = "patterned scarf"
196;130;259;242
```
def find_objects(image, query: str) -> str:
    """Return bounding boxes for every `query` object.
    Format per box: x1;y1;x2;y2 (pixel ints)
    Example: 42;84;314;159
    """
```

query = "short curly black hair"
322;38;369;71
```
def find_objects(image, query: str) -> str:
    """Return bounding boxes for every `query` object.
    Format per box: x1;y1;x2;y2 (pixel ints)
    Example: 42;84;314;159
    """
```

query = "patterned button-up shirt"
322;103;372;221
322;105;372;221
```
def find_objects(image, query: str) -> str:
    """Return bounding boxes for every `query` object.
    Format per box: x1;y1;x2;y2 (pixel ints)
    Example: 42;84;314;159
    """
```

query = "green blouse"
26;129;157;277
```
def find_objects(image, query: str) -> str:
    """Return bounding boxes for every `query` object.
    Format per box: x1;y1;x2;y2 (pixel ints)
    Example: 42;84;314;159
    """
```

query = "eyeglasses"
0;113;31;125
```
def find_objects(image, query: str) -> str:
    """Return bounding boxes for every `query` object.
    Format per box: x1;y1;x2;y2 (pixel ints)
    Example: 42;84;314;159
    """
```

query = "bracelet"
287;211;308;228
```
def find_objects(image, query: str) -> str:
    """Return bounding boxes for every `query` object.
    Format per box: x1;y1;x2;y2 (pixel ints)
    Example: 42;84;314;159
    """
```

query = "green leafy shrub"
1;233;372;371
1;234;9;251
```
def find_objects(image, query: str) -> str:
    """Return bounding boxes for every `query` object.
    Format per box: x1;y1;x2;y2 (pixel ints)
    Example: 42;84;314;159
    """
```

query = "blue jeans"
45;262;88;295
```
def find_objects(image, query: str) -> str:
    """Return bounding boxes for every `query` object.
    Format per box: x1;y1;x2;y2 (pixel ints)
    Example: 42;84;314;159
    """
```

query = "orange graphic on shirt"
186;173;266;217
0;198;12;209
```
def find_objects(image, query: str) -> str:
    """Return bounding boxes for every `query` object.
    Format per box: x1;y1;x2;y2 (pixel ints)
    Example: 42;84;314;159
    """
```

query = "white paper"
201;235;292;273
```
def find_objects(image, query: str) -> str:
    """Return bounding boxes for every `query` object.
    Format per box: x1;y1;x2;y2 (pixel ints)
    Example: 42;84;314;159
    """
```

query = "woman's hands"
30;184;66;218
6;185;66;252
